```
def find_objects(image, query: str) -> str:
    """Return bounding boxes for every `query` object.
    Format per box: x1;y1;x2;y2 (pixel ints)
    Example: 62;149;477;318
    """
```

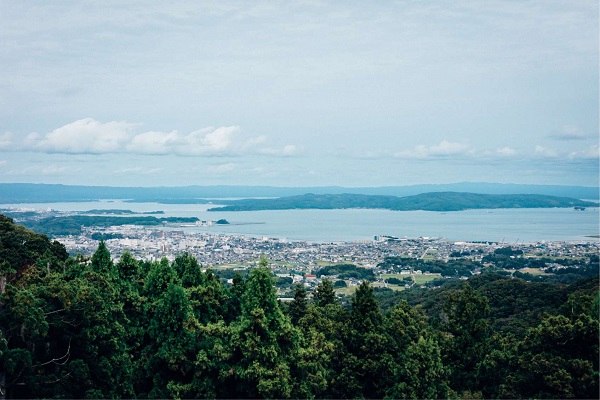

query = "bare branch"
35;339;71;367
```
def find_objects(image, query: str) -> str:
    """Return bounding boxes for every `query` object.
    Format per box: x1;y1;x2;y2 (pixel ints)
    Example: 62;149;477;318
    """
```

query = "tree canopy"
0;215;598;399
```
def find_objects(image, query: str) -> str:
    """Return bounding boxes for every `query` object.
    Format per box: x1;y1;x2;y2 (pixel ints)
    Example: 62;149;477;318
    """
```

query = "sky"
0;0;598;188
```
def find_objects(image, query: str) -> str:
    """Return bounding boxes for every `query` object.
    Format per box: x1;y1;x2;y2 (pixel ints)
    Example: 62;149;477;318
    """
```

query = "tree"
226;263;299;398
442;284;491;394
313;278;336;307
173;252;204;288
188;270;230;325
386;336;448;399
288;283;307;325
227;271;246;322
142;283;198;399
143;257;178;297
385;301;449;398
326;281;395;398
116;251;139;282
499;296;599;399
90;240;115;276
351;280;383;332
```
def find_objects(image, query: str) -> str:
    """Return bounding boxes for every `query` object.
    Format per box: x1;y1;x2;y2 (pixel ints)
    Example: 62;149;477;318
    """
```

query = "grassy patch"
334;283;357;296
211;263;247;270
316;260;352;267
414;274;442;284
518;267;552;276
373;281;405;291
381;273;441;286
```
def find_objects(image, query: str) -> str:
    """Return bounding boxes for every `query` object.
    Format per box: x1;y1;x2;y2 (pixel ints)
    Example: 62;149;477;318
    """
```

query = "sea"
2;200;599;244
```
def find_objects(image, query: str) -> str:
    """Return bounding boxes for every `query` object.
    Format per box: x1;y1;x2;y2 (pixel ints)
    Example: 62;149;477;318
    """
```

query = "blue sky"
0;1;598;187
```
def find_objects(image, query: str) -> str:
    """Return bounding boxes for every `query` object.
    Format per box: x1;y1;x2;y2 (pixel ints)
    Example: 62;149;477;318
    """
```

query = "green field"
332;273;443;294
211;263;247;270
373;281;405;291
381;273;442;285
518;267;552;276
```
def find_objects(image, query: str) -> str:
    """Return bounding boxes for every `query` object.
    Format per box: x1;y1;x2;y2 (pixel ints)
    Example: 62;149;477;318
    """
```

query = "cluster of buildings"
56;225;599;272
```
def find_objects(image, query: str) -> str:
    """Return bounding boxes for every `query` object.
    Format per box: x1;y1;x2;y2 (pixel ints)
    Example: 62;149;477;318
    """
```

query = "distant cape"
205;192;599;212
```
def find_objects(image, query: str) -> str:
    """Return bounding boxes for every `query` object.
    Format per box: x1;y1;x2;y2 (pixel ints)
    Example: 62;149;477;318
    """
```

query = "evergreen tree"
174;252;204;288
227;263;299;398
188;270;230;325
342;281;394;398
288;283;307;325
386;336;448;399
142;283;198;399
498;291;599;399
227;271;246;322
90;240;115;276
143;257;178;297
442;284;491;395
116;251;139;282
313;278;336;307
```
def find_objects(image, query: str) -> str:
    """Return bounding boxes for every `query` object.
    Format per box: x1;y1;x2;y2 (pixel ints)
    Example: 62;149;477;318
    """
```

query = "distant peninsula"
206;192;598;212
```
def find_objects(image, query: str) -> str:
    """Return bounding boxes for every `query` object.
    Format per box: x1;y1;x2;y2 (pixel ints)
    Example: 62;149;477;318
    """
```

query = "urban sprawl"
58;224;599;284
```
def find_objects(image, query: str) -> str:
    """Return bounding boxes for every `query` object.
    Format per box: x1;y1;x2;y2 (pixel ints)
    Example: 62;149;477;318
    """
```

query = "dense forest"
18;215;200;236
206;192;598;212
0;214;598;399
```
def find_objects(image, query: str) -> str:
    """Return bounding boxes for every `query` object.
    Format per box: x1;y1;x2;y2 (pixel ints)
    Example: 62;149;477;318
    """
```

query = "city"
57;223;599;277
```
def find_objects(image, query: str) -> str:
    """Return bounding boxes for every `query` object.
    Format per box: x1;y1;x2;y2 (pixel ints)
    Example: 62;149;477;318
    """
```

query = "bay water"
2;200;599;243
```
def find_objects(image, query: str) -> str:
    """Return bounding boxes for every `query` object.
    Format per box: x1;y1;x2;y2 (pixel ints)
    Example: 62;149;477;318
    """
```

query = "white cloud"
40;164;78;175
126;131;181;155
259;144;302;157
548;125;590;140
394;140;471;159
0;160;6;166
569;144;599;160
534;145;559;158
429;140;471;156
496;147;517;157
114;166;164;175
11;119;299;158
5;164;81;176
0;132;13;149
206;163;237;174
30;118;137;154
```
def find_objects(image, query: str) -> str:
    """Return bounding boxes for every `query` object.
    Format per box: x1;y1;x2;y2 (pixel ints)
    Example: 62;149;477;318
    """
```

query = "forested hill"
0;215;598;398
207;192;598;212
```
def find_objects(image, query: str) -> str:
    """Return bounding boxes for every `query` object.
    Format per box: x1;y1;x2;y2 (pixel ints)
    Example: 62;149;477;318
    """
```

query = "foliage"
316;263;375;281
21;215;200;236
206;192;598;212
1;215;598;399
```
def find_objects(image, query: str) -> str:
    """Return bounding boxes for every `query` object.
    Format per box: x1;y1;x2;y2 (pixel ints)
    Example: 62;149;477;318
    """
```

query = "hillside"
207;192;598;212
0;215;598;399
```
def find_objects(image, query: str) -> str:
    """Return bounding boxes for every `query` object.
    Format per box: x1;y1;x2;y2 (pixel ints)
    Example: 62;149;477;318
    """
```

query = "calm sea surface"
2;200;599;243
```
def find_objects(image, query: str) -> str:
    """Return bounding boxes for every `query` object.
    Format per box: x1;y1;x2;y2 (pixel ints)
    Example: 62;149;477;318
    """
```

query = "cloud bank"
394;140;473;160
12;118;298;157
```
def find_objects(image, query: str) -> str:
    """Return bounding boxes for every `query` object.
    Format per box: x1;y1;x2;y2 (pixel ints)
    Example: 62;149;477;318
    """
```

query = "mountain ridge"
0;182;598;202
